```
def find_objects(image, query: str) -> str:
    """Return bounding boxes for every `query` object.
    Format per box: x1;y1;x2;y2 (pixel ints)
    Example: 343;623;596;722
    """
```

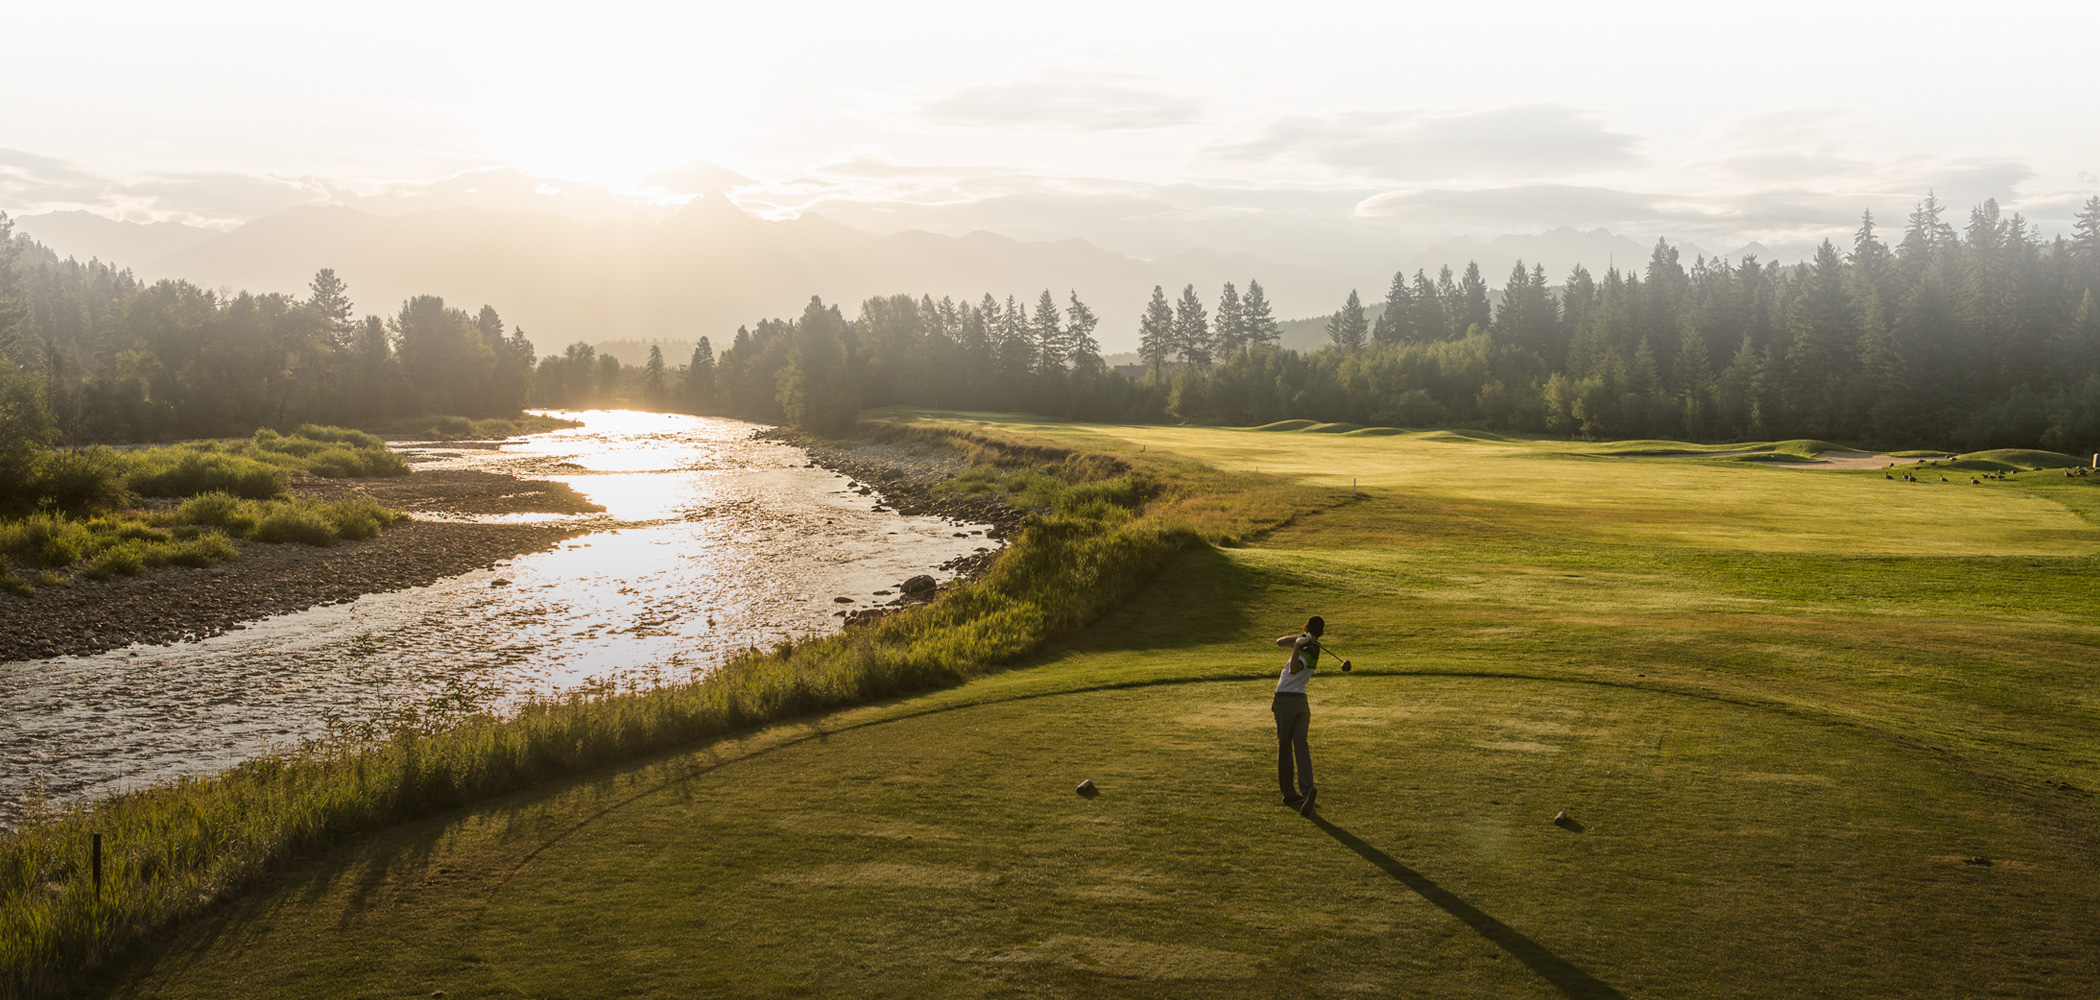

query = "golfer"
1273;615;1324;813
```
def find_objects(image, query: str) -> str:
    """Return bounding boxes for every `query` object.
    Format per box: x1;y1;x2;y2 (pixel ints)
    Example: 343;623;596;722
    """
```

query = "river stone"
900;574;937;595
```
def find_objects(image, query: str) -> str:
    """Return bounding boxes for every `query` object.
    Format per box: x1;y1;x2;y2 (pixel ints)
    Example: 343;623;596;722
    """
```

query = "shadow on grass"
1309;815;1626;1000
1052;543;1275;656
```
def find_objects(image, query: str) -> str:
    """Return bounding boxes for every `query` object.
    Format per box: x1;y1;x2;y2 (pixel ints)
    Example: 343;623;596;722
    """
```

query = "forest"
3;194;2098;462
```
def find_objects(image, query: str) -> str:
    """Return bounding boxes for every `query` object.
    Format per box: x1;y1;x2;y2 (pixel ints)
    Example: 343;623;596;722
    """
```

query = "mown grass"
0;428;1291;999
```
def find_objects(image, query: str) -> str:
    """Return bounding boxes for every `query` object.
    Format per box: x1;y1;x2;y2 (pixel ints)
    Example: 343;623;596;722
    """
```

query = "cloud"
1211;105;1643;181
1357;184;1669;227
921;76;1203;131
116;172;337;220
0;148;118;208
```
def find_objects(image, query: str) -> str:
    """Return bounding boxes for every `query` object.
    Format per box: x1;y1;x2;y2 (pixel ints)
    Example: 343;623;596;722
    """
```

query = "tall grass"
0;426;1293;999
120;426;408;500
363;413;583;440
0;496;405;596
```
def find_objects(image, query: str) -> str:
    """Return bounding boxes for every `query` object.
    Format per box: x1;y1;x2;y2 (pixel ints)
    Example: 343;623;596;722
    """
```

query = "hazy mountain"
13;210;219;267
39;198;1353;355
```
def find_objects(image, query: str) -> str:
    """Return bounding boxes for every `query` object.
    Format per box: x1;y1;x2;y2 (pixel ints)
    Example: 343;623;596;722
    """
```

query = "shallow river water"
0;411;992;825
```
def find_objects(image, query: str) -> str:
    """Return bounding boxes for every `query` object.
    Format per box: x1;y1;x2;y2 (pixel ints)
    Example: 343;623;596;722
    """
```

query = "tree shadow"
1308;816;1626;1000
1051;544;1275;656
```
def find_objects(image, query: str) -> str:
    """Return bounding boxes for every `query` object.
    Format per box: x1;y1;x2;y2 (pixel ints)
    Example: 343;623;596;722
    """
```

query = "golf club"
1311;639;1354;672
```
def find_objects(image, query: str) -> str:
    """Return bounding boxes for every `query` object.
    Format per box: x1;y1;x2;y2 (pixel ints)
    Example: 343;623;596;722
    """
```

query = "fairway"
90;421;2100;998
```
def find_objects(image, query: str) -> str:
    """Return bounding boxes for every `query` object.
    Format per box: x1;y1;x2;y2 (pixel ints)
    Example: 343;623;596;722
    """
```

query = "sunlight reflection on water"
0;411;993;823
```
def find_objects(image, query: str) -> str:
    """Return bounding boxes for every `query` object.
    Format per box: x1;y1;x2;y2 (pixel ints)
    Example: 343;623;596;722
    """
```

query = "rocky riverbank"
0;471;597;663
765;429;1019;626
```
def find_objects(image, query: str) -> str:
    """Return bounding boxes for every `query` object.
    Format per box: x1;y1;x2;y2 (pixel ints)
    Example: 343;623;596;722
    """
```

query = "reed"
0;427;1262;999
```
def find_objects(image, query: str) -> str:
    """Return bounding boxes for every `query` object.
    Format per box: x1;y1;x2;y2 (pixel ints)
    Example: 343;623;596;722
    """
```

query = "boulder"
900;574;937;595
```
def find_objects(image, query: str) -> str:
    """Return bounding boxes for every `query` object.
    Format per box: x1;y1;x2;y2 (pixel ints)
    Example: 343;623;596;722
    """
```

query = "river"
0;411;994;826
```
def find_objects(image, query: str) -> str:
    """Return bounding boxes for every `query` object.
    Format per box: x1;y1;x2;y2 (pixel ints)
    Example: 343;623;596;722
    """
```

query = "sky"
3;0;2096;271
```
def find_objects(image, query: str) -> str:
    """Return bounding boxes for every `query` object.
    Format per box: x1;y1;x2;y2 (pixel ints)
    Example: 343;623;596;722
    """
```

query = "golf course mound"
1958;448;2088;470
1300;421;1364;433
1341;426;1407;437
1251;419;1318;432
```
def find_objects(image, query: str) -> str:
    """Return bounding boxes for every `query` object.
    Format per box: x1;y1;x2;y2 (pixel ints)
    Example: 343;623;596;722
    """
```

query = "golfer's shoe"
1282;795;1304;807
1298;787;1318;815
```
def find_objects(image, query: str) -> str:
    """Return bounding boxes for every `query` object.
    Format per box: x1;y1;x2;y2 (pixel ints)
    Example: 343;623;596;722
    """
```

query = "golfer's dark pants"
1273;692;1313;798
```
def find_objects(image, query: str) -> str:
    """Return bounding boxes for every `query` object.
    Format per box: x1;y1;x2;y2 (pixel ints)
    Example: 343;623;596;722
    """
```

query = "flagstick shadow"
1309;815;1627;1000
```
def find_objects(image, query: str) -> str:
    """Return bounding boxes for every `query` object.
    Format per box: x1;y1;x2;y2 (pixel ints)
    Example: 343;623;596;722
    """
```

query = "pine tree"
1412;270;1448;342
1326;289;1368;351
687;337;715;407
1242;280;1282;346
778;296;857;433
643;344;667;401
1213;282;1247;355
1138;285;1175;380
996;295;1033;384
1033;289;1064;376
1172;284;1211;367
1064;292;1103;372
1457;261;1492;335
307;268;355;349
1675;322;1715;438
1373;270;1413;344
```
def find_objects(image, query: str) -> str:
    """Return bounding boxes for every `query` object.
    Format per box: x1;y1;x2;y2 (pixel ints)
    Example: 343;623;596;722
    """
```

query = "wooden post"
91;833;102;896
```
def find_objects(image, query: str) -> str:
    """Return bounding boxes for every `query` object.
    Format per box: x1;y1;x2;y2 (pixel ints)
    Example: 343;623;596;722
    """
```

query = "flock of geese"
1883;459;2096;484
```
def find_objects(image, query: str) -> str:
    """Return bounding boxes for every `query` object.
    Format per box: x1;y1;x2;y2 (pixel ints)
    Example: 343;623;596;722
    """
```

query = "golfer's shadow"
1309;816;1627;1000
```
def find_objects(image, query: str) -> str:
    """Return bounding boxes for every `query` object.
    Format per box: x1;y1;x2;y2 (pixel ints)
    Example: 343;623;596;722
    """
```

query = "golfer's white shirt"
1276;634;1318;695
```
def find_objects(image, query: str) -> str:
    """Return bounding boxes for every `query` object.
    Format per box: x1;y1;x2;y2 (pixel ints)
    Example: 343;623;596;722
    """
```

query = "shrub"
319;497;400;541
0;513;86;568
0;574;30;598
177;492;259;535
166;534;238;567
125;451;285;499
24;447;132;514
82;543;147;579
291;424;386;449
252;504;339;546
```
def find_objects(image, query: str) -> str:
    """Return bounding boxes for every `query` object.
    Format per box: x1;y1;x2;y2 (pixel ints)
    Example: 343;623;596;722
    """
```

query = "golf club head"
1341;660;1352;672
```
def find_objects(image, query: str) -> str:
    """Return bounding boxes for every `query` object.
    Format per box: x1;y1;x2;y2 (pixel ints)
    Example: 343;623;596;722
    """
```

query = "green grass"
120;426;409;500
31;415;2100;998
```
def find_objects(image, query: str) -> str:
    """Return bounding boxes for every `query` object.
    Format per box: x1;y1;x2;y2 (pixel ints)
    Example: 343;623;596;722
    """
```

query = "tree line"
5;195;2098;455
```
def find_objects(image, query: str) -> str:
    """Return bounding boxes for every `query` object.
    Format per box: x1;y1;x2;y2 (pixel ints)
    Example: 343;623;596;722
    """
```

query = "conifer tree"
1435;266;1462;339
688;337;715;407
307;268;355;349
1412;270;1447;342
1242;280;1282;346
1172;284;1211;367
1326;289;1368;351
1214;282;1247;355
1033;289;1064;376
1064;291;1103;372
1373;271;1413;344
643;344;667;401
1457;261;1493;335
1138;285;1175;381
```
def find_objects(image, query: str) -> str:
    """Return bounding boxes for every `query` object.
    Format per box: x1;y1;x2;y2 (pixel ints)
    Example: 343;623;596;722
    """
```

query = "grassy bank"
0;428;1284;999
